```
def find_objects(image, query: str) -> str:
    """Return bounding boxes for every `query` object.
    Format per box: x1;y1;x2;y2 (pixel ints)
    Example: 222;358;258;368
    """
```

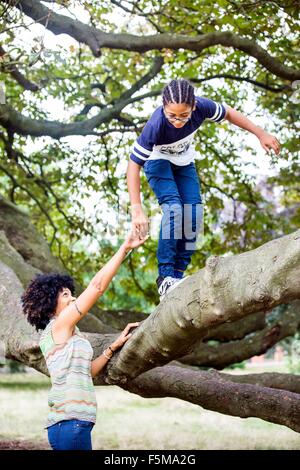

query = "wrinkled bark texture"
107;229;300;382
1;261;300;432
0;196;115;334
0;198;300;432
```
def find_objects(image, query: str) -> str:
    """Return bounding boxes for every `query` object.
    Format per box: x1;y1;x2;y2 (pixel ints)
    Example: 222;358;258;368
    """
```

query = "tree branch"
0;57;163;137
190;74;290;93
179;301;300;369
1;260;300;433
203;311;266;342
0;196;117;334
5;0;299;80
0;67;289;140
110;0;165;33
106;229;300;382
116;366;300;433
215;370;300;395
0;45;39;91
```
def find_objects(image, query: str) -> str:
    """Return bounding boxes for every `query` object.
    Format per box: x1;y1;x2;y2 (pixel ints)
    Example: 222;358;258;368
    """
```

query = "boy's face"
164;103;194;128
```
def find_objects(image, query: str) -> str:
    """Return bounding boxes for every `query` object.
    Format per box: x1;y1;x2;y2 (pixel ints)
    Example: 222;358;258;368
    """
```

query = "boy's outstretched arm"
225;107;281;155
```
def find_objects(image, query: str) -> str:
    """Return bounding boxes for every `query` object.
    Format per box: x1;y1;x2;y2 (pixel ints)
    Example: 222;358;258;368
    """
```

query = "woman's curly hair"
21;273;75;331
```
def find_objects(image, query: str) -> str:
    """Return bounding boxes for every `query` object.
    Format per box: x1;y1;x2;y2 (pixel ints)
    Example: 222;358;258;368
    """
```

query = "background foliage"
0;0;299;312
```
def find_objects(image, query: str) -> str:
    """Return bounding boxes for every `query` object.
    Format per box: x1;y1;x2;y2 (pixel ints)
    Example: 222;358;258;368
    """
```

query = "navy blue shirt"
130;96;227;167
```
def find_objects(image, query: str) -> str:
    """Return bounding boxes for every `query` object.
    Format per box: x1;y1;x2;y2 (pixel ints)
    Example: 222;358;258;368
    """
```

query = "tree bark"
95;309;267;342
1;197;300;431
0;45;39;92
1;196;300;374
179;301;300;369
5;0;299;81
115;366;300;433
1;259;300;432
213;370;300;395
202;311;267;342
0;196;115;334
0;198;276;353
106;229;300;382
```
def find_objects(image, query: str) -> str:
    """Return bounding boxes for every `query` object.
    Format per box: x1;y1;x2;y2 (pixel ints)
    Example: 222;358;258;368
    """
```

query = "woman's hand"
259;132;281;155
110;322;140;351
123;229;149;252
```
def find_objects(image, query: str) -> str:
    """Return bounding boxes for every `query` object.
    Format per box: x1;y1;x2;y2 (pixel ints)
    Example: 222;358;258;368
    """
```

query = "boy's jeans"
144;159;203;279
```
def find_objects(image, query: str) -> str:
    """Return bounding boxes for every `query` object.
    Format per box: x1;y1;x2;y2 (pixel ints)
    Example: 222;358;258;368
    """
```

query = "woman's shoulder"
39;319;56;354
40;318;55;336
39;319;80;355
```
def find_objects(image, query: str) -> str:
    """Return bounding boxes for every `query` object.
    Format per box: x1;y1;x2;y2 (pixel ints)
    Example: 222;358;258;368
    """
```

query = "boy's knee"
159;196;182;208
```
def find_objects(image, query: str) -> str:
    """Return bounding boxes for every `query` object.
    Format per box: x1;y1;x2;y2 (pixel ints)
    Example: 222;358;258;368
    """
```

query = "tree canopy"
0;1;299;311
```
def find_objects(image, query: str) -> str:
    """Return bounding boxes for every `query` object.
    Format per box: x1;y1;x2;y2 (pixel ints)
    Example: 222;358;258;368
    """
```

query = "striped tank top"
39;319;97;429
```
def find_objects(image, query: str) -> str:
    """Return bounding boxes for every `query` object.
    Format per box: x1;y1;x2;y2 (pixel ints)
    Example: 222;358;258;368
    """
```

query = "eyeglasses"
163;110;192;123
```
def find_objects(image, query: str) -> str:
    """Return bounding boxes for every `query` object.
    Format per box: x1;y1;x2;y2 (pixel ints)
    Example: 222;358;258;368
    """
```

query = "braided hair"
162;79;195;108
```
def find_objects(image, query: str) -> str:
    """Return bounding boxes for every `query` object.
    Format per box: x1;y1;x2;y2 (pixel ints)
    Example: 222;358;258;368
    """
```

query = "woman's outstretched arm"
54;231;148;335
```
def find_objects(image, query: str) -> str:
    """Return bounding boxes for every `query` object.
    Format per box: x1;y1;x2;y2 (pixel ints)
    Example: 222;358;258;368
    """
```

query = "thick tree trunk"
0;196;115;334
1;259;300;432
107;229;300;382
1;197;300;431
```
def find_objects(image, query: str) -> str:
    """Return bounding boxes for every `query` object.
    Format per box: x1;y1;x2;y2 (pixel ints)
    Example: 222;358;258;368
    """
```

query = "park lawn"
0;370;300;450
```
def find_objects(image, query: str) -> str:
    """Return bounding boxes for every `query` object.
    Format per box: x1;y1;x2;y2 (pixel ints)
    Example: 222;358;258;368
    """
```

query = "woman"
127;79;280;300
21;231;148;450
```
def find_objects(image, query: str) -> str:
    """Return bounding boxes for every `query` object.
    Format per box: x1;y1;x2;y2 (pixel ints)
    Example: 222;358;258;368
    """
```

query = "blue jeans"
144;159;203;278
47;419;94;451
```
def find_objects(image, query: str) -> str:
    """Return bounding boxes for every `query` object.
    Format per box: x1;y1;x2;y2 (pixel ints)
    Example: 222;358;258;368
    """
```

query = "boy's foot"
156;276;189;301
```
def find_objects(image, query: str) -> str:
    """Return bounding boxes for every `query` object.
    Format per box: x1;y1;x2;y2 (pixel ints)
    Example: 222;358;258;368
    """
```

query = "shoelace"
158;277;178;296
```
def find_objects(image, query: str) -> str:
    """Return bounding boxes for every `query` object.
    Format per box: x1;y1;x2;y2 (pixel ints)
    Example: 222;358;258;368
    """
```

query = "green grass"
0;373;50;390
0;370;300;450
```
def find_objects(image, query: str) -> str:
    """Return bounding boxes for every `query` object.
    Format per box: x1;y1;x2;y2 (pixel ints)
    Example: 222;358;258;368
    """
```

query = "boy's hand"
131;205;149;238
258;132;280;155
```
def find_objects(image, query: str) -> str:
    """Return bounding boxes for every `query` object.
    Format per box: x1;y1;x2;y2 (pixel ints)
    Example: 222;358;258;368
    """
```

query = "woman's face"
55;287;76;317
164;102;194;128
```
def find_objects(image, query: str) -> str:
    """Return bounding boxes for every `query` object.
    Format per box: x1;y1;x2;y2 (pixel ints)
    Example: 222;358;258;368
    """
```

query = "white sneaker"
158;276;189;301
